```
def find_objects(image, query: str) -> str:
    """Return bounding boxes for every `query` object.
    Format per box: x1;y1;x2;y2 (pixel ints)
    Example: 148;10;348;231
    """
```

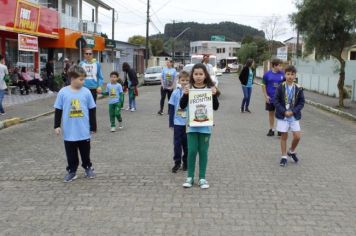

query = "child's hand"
54;128;61;136
96;87;102;94
285;111;293;117
265;96;271;103
183;85;189;95
212;86;217;95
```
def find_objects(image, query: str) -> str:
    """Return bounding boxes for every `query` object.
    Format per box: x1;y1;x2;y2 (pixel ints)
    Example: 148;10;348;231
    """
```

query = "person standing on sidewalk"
180;63;220;189
0;55;9;115
274;65;305;167
54;65;97;182
262;59;285;136
168;70;190;173
123;62;138;112
158;60;176;115
80;48;104;102
45;59;55;92
239;59;255;113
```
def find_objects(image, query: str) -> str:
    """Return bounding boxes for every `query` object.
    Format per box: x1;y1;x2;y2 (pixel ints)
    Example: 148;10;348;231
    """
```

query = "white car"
182;63;219;87
143;66;162;85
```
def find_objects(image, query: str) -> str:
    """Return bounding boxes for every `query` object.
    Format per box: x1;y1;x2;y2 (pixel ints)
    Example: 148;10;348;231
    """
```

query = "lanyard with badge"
176;88;187;118
285;84;295;110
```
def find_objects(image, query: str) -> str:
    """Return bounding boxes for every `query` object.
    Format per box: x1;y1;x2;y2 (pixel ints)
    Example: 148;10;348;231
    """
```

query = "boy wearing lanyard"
274;66;305;167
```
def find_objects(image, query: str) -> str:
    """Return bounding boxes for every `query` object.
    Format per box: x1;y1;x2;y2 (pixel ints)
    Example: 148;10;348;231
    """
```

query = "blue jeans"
241;86;252;109
128;89;136;109
0;89;5;113
173;125;188;165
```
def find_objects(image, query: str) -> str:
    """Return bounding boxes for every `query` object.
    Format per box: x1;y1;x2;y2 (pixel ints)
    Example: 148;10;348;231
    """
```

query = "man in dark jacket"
274;65;305;167
122;62;138;111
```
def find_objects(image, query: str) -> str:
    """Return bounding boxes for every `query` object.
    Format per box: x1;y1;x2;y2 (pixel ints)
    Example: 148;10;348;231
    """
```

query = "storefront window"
5;39;18;69
18;51;35;71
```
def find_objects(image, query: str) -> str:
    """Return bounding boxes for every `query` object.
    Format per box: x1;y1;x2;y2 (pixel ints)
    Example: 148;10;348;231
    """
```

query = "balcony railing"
60;13;102;34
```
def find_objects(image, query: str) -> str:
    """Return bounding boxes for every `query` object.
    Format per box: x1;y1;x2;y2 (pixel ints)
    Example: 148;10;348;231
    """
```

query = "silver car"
144;66;162;85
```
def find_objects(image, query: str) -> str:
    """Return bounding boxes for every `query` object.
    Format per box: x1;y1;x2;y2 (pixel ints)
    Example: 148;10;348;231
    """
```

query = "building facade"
0;0;109;75
190;41;241;62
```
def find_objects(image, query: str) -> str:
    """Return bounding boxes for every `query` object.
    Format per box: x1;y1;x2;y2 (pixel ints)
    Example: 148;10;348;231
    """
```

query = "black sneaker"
182;163;188;171
240;107;244;113
280;158;287;167
172;163;180;173
288;151;299;163
157;111;164;115
267;129;275;136
277;132;282;137
245;108;251;113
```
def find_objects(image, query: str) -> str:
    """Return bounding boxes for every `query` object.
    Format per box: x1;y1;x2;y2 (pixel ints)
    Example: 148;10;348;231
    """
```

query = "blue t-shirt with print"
54;86;96;141
262;70;285;103
106;83;123;104
161;68;177;89
169;87;187;126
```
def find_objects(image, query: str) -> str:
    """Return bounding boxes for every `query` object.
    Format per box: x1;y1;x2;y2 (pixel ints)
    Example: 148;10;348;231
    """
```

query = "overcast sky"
83;0;298;42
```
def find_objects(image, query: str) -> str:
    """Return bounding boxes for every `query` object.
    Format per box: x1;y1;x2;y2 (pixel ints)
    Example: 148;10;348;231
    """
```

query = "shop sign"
18;34;38;52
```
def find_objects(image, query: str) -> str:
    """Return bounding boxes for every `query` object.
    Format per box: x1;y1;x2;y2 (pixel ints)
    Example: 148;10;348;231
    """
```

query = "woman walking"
239;59;255;113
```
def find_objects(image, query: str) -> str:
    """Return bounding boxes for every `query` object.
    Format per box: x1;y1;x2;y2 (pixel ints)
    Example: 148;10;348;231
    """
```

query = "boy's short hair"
271;59;282;67
110;71;119;78
285;65;297;74
68;65;86;79
179;70;190;79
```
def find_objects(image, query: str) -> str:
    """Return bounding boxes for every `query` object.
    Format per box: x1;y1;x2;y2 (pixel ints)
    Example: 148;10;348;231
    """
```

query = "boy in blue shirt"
101;71;124;132
262;59;285;136
274;65;305;167
54;65;97;182
168;71;189;173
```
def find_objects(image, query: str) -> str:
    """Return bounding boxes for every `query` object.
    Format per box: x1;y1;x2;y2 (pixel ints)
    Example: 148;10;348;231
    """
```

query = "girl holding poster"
180;63;219;189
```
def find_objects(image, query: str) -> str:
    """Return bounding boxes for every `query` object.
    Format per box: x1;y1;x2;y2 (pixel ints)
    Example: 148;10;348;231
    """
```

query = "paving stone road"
0;74;355;236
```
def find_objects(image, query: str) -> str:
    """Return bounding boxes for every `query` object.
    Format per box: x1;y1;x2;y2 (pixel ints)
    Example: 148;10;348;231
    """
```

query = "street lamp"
172;27;191;61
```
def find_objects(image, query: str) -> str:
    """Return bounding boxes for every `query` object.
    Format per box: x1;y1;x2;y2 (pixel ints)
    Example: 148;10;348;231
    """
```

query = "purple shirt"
262;70;285;103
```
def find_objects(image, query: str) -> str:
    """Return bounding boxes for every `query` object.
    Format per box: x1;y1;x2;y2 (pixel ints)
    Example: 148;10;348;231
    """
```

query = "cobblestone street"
0;74;355;235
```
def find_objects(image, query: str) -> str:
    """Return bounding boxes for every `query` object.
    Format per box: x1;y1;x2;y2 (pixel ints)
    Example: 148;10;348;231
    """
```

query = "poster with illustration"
188;89;214;127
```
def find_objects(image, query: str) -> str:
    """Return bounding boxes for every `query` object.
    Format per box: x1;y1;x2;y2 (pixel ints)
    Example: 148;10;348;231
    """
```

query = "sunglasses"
85;53;93;55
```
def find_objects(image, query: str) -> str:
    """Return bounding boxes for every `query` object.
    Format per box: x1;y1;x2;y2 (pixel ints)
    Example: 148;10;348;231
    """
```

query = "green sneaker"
182;177;194;188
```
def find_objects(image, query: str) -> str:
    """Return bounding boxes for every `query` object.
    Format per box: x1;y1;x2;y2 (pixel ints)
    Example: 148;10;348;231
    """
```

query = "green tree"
291;0;356;107
128;35;146;45
237;43;258;65
150;38;164;56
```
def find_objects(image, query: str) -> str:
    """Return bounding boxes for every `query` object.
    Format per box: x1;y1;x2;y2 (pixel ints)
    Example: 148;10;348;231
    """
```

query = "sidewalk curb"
254;81;356;122
0;117;22;130
0;80;144;131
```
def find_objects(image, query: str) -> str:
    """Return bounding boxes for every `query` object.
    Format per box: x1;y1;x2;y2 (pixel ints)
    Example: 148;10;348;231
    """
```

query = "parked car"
182;63;219;87
143;66;163;85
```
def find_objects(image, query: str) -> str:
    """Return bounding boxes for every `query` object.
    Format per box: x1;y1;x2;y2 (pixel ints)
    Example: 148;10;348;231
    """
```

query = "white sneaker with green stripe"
183;177;194;188
199;179;210;189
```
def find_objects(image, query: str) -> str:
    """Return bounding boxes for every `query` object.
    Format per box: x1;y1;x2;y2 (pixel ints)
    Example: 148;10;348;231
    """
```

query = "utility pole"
145;0;150;69
111;8;115;70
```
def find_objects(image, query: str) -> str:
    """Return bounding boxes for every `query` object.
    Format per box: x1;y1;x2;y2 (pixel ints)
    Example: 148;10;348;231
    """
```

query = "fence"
257;59;356;101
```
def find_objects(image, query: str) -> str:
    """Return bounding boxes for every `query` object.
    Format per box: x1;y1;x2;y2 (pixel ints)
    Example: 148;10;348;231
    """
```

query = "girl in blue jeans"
239;59;255;113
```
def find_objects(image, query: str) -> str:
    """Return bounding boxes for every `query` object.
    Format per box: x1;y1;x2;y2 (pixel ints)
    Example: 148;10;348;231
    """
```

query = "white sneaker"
182;177;194;188
130;108;136;112
118;122;123;129
125;107;130;111
199;179;210;189
110;127;116;132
